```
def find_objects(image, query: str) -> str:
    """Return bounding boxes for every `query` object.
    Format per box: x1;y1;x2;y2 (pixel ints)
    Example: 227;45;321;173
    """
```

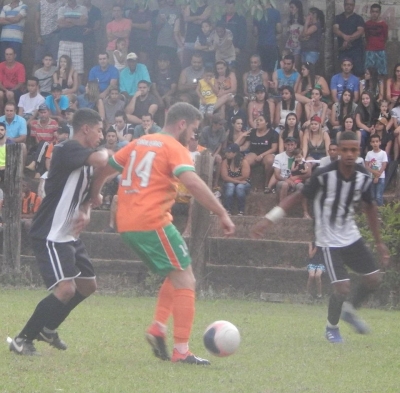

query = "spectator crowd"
0;0;397;217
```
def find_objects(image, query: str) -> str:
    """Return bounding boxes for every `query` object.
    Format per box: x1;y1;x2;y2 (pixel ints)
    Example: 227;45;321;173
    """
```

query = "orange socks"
154;278;174;326
172;288;195;346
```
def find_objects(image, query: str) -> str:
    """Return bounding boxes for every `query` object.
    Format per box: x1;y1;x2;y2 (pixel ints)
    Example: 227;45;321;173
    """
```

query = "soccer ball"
203;320;240;357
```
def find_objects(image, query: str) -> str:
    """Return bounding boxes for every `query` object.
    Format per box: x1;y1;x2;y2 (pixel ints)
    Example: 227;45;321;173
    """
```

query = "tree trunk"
324;0;336;81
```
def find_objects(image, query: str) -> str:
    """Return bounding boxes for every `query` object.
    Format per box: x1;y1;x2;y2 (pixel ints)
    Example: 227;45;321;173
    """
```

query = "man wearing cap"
18;77;45;126
199;114;227;190
45;84;69;122
330;58;360;103
333;0;365;77
57;0;88;81
88;52;119;100
272;136;311;217
125;80;158;126
119;52;151;100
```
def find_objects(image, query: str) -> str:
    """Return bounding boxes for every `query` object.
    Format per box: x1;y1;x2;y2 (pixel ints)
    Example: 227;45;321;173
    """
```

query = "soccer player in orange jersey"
90;102;235;365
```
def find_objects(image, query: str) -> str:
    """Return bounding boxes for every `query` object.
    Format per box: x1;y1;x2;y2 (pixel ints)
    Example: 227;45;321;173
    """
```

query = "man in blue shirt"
88;52;119;99
330;58;360;103
119;52;151;100
252;0;282;74
45;83;69;122
0;102;27;143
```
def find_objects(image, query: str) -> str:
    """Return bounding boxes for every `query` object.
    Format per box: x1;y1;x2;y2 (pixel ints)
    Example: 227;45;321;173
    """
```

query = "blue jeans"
372;178;385;206
223;182;251;212
360;129;369;155
301;51;319;64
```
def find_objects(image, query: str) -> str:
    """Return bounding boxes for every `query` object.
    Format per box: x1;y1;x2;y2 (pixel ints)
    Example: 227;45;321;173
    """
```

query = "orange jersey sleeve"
110;133;195;231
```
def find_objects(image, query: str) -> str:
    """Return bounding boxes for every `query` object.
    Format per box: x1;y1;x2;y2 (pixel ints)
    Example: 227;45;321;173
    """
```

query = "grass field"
1;288;399;393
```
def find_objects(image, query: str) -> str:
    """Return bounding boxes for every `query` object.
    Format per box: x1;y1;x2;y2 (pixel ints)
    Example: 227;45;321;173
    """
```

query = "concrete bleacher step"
205;238;308;268
204;264;330;295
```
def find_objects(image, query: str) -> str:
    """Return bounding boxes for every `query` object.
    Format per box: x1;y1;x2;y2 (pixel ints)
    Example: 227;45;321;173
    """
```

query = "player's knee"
54;280;76;303
363;272;382;289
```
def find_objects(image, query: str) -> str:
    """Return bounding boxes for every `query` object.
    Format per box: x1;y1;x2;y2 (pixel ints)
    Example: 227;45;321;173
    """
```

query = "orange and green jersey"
109;133;195;232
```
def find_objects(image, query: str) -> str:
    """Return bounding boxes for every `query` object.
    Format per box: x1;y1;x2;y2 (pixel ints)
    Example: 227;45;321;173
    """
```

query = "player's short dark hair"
339;131;359;142
0;122;6;129
106;127;117;135
142;113;153;120
42;53;53;59
72;108;102;133
165;102;203;127
370;3;381;11
283;54;295;63
98;51;109;59
370;133;381;141
329;142;338;148
138;80;150;87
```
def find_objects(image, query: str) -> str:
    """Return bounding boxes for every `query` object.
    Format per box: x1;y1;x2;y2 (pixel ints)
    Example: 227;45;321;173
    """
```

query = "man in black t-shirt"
125;80;159;126
9;109;109;356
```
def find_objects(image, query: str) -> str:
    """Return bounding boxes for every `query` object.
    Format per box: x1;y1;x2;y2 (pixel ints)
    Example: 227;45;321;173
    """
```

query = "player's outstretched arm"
251;191;304;239
363;202;390;267
178;171;235;237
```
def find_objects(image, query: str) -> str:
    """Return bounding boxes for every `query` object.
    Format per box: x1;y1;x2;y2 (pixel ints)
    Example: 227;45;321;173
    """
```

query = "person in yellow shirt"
196;66;218;119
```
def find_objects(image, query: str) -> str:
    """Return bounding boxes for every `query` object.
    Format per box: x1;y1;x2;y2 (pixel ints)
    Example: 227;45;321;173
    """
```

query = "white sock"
326;320;338;329
174;343;189;354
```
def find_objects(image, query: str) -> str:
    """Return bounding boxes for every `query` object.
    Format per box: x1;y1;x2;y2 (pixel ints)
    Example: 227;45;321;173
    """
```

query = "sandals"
264;187;271;194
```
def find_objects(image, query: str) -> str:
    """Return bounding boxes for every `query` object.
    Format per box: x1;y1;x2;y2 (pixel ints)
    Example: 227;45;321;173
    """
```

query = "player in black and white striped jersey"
9;109;108;356
252;131;390;343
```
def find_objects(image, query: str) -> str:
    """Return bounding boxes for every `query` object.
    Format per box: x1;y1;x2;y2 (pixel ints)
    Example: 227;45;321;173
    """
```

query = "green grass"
1;289;399;393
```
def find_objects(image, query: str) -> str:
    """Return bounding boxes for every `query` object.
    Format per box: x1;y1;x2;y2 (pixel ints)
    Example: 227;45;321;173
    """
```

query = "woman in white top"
274;85;301;131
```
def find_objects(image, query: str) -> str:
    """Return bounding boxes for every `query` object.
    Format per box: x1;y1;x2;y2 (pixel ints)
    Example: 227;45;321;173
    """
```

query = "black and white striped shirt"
30;140;94;243
302;160;373;248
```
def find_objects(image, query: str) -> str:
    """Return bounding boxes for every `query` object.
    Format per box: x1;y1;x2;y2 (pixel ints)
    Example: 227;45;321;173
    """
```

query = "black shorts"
321;238;379;283
31;238;95;290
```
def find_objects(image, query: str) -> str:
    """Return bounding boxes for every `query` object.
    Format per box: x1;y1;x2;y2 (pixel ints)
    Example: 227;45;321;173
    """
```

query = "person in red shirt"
0;47;25;115
364;3;388;76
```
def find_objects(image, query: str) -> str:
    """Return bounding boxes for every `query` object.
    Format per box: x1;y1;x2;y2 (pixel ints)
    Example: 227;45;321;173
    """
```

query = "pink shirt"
106;18;131;51
0;61;25;89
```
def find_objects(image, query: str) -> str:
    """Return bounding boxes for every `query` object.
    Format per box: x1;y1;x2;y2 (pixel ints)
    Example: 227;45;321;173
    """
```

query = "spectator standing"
330;58;360;103
182;0;211;68
35;54;57;97
252;0;282;74
221;143;251;216
333;0;365;77
364;3;388;77
156;0;181;70
245;114;278;194
0;0;27;62
82;0;102;76
0;47;25;115
52;54;78;96
220;0;246;59
45;83;69;122
34;0;64;68
128;3;153;66
300;7;324;65
119;52;151;99
125;80;158;126
88;53;119;100
57;0;88;82
106;4;131;65
132;113;162;139
18;76;45;126
0;101;27;143
103;87;125;130
285;0;304;70
243;54;269;101
365;134;388;206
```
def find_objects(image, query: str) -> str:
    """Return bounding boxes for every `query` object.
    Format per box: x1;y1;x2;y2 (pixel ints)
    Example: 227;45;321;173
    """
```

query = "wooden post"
189;151;214;291
2;143;23;273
